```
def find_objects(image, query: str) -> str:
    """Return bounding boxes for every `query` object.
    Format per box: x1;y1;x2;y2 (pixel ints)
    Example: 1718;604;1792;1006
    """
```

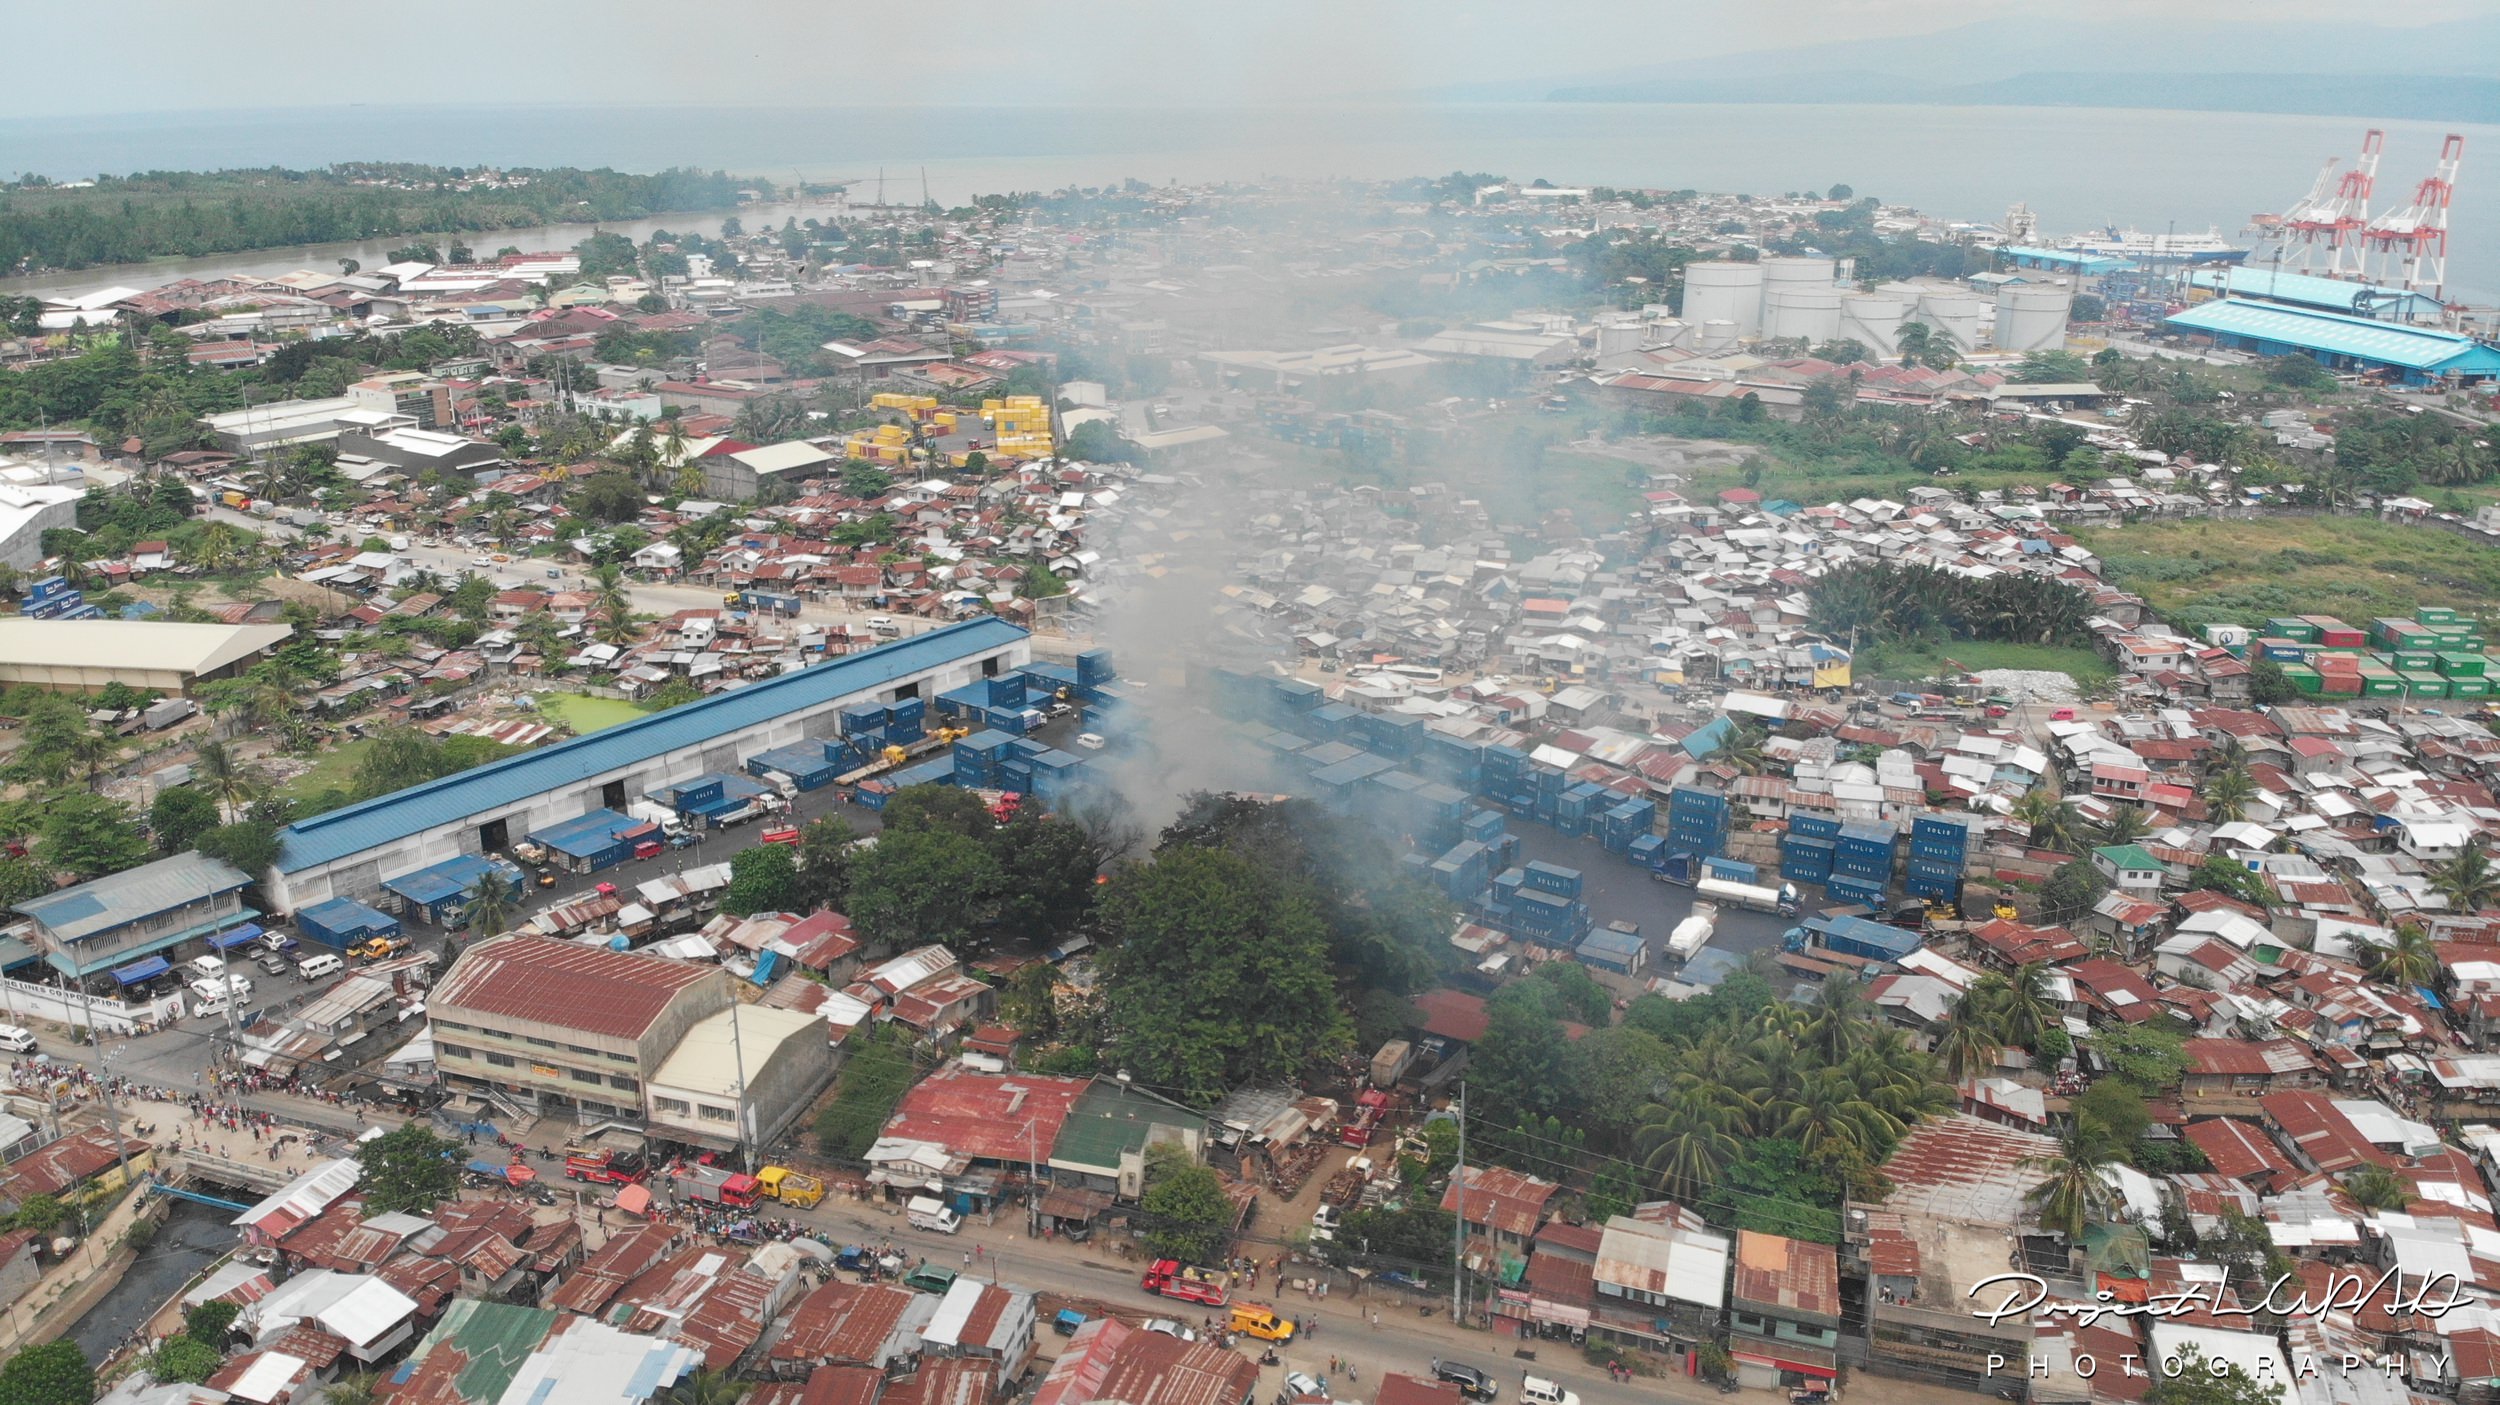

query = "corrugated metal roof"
433;935;719;1041
17;852;251;940
278;619;1025;874
2185;267;2439;316
2164;299;2500;373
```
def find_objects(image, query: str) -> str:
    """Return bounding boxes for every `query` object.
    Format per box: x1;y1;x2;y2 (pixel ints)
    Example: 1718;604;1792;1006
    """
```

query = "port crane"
2362;133;2465;299
2254;128;2381;277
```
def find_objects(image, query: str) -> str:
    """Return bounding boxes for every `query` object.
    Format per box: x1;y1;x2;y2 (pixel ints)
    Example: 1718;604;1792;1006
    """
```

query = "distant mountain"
1508;14;2499;122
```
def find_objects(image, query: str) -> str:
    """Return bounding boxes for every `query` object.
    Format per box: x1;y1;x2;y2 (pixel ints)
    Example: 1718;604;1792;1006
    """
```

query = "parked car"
1430;1361;1497;1401
254;952;289;976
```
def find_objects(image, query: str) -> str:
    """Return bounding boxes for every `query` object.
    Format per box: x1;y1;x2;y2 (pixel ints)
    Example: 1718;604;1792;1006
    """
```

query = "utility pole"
726;986;755;1174
1450;1081;1466;1325
70;974;134;1191
1025;1114;1040;1239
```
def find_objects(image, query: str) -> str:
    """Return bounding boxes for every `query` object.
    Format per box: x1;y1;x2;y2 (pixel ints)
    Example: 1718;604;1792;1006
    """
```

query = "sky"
9;0;2488;117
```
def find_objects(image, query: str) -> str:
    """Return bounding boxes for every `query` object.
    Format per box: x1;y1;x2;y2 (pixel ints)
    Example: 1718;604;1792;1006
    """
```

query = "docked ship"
2054;225;2250;264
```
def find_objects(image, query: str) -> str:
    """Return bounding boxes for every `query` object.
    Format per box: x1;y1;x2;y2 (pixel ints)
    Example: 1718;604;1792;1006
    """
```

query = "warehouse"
17;851;255;984
0;620;295;695
2184;267;2447;323
2162;299;2500;385
267;619;1030;912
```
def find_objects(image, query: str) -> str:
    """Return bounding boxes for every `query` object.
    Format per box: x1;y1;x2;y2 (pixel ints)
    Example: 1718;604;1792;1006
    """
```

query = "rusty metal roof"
1731;1231;1840;1320
433;935;718;1041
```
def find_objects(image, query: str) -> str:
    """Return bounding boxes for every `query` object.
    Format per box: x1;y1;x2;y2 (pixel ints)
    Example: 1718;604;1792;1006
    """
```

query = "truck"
1228;1304;1298;1343
1666;901;1718;961
1338;1089;1392;1148
905;1195;961;1234
1696;875;1802;917
1647;852;1698;886
563;1149;647;1185
679;1163;762;1208
1141;1258;1231;1306
755;1165;825;1208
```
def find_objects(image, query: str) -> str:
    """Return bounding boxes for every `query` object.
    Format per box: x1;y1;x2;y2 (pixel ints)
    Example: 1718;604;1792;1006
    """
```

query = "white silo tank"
1839;294;1909;358
1596;322;1643;356
1645;318;1694;349
1760;255;1838;293
1994;285;2073;353
1681;262;1764;338
1763;287;1843;342
1698;320;1738;351
1917;291;1986;350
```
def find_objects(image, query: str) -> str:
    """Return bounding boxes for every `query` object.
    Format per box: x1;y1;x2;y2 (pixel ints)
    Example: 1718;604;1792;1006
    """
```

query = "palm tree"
193;739;257;822
2024;1126;2117;1240
2362;922;2440;990
1777;1068;1903;1162
1894;321;1937;369
2096;806;2153;849
1989;963;2061;1051
2204;765;2257;825
1804;977;1868;1065
2431;847;2499;914
2011;787;2083;853
1633;1084;1744;1204
2340;1165;2415;1214
1719;722;1770;776
1933;993;2001;1083
463;872;516;944
63;726;117;793
591;564;637;646
661;1368;748;1405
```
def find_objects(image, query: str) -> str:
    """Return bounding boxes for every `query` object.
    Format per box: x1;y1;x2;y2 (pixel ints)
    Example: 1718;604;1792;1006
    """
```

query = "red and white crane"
2363;133;2465;298
2318;128;2383;278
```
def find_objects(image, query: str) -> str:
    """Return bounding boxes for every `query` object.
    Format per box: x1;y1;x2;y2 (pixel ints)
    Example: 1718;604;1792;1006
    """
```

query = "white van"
187;954;227;981
905;1195;962;1234
0;1025;36;1053
1519;1379;1579;1405
297;953;343;982
866;615;901;637
189;988;229;1018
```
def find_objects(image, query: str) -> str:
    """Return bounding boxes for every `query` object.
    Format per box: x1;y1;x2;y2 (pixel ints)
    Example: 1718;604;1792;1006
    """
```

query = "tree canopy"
354;1123;460;1216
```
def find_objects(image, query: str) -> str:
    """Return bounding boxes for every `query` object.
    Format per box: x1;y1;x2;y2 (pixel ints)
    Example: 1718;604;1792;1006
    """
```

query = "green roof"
2094;844;2161;872
414;1300;558;1405
1048;1078;1205;1176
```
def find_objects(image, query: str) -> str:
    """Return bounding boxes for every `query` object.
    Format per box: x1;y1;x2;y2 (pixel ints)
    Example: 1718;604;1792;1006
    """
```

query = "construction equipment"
755;1165;826;1208
1992;901;2019;922
989;791;1024;826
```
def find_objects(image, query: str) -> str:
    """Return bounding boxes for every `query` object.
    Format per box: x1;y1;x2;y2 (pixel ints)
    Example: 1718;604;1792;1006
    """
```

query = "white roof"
649;1005;825;1099
226;1353;306;1405
2144;1322;2291;1405
315;1277;419;1348
730;441;836;474
500;1313;701;1405
0;620;295;677
231;1156;363;1229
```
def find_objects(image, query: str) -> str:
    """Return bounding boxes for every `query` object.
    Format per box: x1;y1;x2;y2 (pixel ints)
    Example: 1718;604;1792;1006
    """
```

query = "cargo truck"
755;1165;825;1208
1696;875;1802;916
1665;902;1718;961
1141;1258;1231;1306
678;1163;762;1208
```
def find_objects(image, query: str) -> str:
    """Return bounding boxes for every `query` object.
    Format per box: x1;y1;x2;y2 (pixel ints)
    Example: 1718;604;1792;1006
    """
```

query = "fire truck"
562;1148;647;1185
1140;1259;1230;1306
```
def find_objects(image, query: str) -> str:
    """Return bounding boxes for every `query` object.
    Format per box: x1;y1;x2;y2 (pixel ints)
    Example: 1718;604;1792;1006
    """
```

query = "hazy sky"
8;0;2486;118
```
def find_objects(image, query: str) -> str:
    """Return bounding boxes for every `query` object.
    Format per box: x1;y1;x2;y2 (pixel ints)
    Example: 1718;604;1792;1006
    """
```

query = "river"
64;1199;233;1364
2;102;2492;301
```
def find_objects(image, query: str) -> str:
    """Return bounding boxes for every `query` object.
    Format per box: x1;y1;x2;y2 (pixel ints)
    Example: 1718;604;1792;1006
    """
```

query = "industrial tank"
1645;318;1694;349
1916;291;1986;350
1595;322;1644;356
1838;294;1909;358
1697;320;1738;351
1760;255;1838;293
1994;285;2074;353
1681;262;1764;338
1763;287;1842;343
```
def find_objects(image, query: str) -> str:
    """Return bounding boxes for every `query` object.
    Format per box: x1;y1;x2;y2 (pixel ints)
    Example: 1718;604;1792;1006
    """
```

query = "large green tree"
0;1341;92;1405
721;845;805;918
1138;1157;1233;1265
845;828;1000;946
41;792;149;879
354;1123;460;1216
1099;845;1349;1102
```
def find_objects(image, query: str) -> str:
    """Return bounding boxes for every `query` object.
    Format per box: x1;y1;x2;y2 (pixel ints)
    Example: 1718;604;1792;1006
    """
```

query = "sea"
2;102;2492;304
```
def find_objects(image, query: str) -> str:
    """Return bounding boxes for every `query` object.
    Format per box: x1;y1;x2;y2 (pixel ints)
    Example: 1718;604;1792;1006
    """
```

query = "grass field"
537;693;654;733
2076;516;2500;631
1851;640;2117;687
280;738;373;802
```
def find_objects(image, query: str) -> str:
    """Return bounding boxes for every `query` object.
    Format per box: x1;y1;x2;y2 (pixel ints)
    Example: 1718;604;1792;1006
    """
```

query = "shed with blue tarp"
381;853;528;925
528;809;647;872
295;897;402;951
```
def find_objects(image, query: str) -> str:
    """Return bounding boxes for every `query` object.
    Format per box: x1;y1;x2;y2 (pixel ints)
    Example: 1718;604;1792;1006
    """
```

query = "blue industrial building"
17;851;256;984
1994;245;2136;276
2184;267;2446;323
2164;299;2500;384
379;854;527;926
269;619;1031;912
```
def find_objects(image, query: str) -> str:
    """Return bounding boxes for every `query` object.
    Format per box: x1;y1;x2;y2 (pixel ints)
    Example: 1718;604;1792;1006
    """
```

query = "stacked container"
1906;814;1975;902
1833;823;1901;890
1601;797;1657;854
1667;787;1731;860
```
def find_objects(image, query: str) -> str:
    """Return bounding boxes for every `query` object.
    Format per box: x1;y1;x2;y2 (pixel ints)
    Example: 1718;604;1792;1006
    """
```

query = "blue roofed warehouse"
2163;299;2500;385
269;619;1030;912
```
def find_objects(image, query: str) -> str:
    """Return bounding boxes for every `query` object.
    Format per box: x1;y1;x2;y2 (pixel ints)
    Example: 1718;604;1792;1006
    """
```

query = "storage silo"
1916;291;1986;350
1681;262;1764;338
1595;322;1644;356
1838;294;1909;358
1994;285;2073;353
1697;320;1738;351
1760;255;1838;294
1645;317;1694;349
1763;286;1842;343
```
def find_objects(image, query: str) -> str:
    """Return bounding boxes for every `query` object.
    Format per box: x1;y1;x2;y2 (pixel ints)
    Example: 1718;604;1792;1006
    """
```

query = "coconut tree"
192;739;259;822
1894;321;1937;369
1634;1085;1745;1204
462;872;516;945
2363;922;2440;990
2011;787;2084;853
1777;1068;1903;1162
591;564;637;646
1803;976;1869;1065
2024;1126;2117;1240
2096;805;2153;849
2431;847;2499;914
1933;993;2001;1083
2340;1165;2415;1214
1989;962;2062;1051
2204;765;2257;825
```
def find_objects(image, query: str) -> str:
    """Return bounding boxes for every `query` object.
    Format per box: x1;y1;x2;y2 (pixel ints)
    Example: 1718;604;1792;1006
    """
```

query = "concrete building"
266;620;1030;912
701;441;836;502
0;620;294;696
1728;1230;1842;1393
1849;1113;2059;1385
428;935;731;1121
1591;1212;1729;1344
16;851;255;984
335;425;503;477
199;396;364;453
922;1277;1038;1383
643;1005;835;1154
0;483;83;573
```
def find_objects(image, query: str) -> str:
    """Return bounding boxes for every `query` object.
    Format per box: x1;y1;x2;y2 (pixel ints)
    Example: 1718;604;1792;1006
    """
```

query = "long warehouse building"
2162;299;2500;385
266;617;1030;912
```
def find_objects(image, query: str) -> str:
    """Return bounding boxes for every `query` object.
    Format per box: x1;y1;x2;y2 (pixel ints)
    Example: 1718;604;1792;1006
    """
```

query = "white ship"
2055;225;2249;264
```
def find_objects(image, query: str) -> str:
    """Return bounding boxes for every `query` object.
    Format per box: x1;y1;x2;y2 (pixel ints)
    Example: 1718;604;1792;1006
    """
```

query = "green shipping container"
2418;606;2460;625
2399;669;2448;699
2268;617;2320;643
2361;676;2406;697
2439;652;2488;678
2451;678;2493;699
2283;664;2324;695
2395;649;2442;671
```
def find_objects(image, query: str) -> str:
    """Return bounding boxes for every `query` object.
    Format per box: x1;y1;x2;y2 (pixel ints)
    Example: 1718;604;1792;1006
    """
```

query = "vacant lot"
2076;516;2500;631
1853;640;2116;688
537;692;653;733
